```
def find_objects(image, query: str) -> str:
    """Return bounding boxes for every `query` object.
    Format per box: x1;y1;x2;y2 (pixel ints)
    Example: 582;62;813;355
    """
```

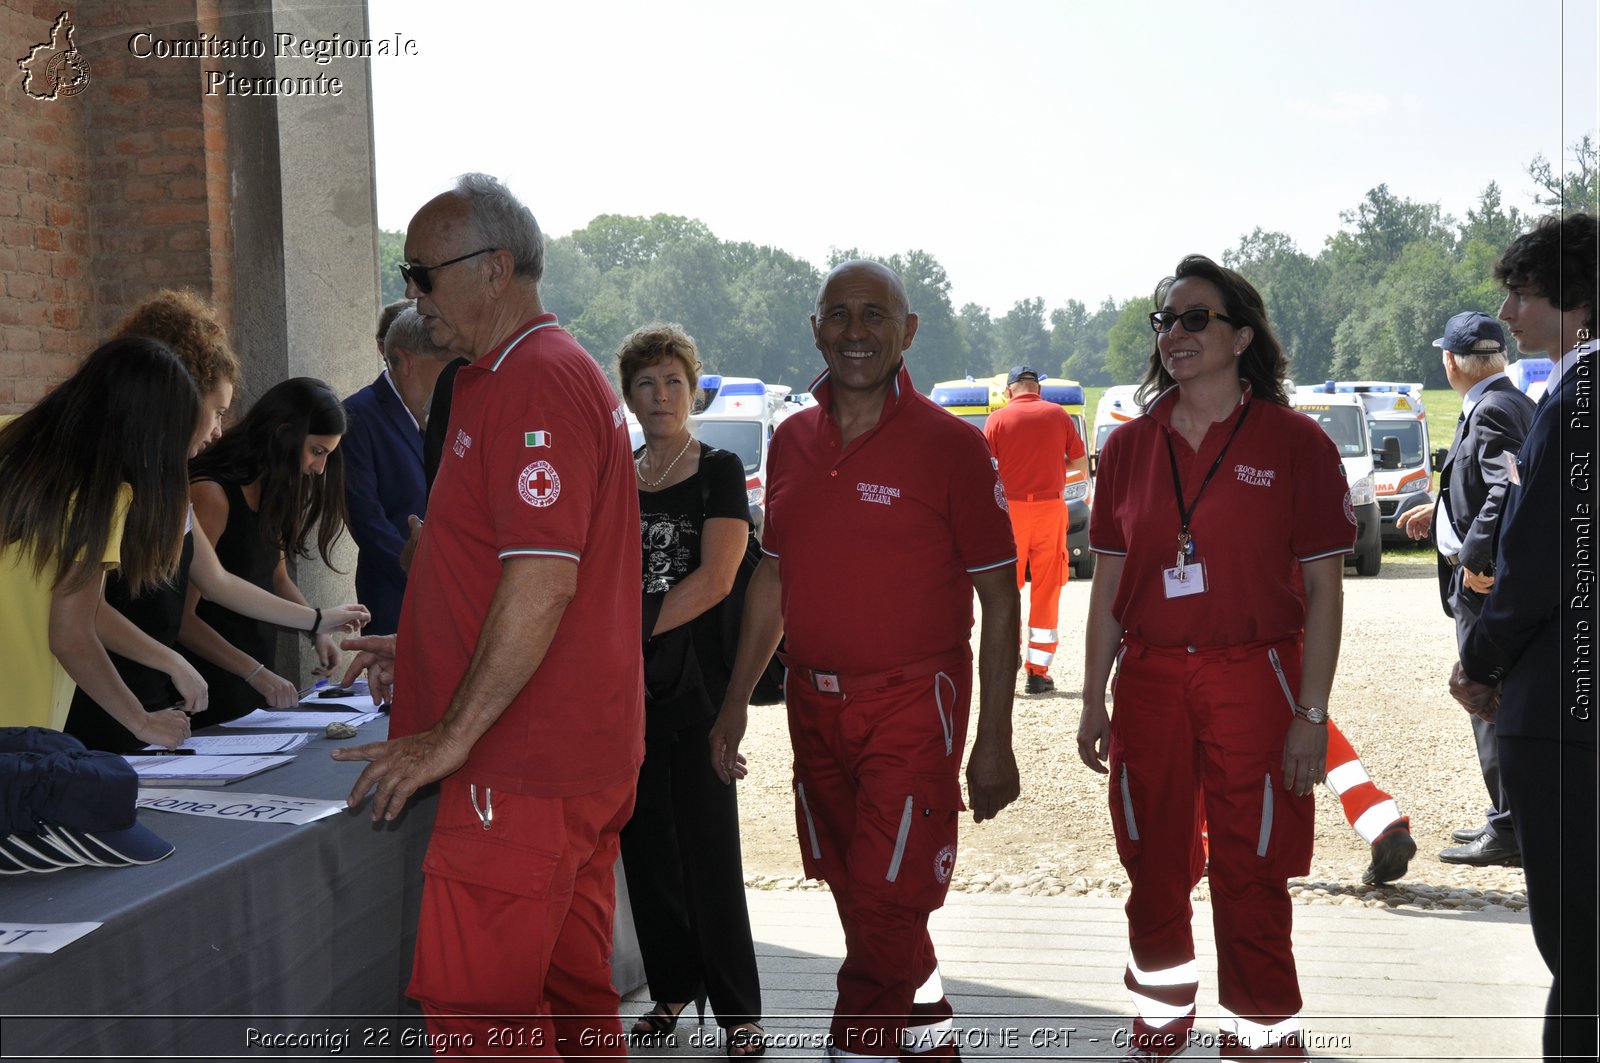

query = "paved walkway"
622;889;1550;1061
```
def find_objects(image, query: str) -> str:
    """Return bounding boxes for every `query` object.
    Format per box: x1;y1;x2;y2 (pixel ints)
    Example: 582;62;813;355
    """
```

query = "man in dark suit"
1451;212;1596;1063
342;305;452;634
1398;311;1534;865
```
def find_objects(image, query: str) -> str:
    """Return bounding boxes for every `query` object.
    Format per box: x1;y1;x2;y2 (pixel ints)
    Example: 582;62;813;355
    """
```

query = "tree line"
378;137;1597;392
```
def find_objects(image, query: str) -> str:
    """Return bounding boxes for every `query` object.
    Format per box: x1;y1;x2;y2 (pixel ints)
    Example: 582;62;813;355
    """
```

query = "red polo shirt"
1088;384;1353;648
391;315;643;796
761;363;1016;673
983;392;1086;499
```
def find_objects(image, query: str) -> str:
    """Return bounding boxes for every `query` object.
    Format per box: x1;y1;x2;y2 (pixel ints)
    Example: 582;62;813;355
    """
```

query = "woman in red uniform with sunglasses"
1078;255;1352;1061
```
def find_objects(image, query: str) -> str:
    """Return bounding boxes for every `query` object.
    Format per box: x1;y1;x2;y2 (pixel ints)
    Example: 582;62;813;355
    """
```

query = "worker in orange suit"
984;365;1089;694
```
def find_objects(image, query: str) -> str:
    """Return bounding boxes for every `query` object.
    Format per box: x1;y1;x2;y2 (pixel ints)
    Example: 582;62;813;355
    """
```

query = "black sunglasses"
398;248;496;294
1149;308;1237;334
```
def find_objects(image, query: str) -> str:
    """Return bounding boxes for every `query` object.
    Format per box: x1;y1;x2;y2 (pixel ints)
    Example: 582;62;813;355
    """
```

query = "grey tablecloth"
0;718;434;1059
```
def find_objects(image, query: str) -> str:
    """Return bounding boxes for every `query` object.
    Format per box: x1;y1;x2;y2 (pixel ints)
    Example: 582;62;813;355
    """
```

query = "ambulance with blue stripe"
689;374;792;517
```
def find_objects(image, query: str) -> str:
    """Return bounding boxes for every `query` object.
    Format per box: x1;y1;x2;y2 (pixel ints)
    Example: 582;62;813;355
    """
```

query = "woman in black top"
616;324;765;1057
181;378;353;728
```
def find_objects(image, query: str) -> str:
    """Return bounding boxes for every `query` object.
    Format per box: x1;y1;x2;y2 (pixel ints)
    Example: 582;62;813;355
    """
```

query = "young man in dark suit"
1451;212;1596;1063
1398;310;1535;865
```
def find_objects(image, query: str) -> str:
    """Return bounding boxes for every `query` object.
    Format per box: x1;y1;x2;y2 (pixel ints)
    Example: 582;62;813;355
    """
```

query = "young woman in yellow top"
0;337;198;747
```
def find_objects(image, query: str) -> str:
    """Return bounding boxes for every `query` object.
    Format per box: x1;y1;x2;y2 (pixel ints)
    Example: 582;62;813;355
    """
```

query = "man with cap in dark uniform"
1397;310;1534;865
984;365;1089;694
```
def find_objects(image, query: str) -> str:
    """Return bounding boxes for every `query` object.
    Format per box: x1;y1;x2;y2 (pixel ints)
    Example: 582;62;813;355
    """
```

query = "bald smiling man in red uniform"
709;260;1022;1062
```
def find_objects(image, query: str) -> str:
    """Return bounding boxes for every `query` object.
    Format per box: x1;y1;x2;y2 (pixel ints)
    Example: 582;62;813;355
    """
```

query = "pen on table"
147;748;198;755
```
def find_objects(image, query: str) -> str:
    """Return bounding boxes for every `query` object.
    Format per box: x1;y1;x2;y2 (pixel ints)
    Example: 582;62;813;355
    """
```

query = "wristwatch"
1293;703;1329;725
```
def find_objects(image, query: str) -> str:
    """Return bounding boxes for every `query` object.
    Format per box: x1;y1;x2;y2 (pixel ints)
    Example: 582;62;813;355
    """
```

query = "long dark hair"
188;377;349;563
0;337;198;593
1136;254;1289;408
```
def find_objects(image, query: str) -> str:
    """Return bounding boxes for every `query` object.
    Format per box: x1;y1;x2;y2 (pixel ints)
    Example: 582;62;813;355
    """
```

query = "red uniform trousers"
1007;499;1067;677
785;649;970;1061
1108;638;1314;1061
409;774;637;1059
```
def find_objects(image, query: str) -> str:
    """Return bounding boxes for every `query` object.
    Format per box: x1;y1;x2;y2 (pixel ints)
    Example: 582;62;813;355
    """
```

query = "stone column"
209;0;379;676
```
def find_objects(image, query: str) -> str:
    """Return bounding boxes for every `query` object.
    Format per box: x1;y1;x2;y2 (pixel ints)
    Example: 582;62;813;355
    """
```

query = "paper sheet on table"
142;733;310;755
124;754;295;786
220;709;382;729
137;789;346;824
0;923;102;954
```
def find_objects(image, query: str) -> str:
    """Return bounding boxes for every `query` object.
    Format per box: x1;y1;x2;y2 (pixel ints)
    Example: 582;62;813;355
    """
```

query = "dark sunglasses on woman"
1149;308;1237;334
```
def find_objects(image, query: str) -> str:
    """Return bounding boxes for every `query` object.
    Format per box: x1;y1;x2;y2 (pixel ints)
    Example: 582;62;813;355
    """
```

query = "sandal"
629;997;705;1043
727;1023;767;1058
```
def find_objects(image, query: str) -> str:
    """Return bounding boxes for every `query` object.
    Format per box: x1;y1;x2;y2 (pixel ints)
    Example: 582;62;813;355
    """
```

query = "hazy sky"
368;0;1598;314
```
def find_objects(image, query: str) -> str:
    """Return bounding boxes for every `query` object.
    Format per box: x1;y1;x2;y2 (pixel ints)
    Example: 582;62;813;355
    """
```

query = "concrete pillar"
210;0;379;674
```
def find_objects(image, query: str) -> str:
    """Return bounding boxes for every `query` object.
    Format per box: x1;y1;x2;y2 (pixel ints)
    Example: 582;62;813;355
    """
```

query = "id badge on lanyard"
1163;534;1207;599
1160;402;1250;600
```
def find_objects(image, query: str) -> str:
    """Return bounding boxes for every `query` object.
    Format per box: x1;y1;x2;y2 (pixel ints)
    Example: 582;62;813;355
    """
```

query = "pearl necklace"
636;435;694;489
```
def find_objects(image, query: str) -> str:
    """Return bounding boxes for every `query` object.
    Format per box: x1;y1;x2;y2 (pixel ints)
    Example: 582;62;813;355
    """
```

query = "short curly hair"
113;288;241;395
616;323;703;394
1494;213;1598;332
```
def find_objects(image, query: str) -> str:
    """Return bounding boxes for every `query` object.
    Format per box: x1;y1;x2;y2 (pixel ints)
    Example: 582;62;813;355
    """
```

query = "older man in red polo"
334;173;642;1058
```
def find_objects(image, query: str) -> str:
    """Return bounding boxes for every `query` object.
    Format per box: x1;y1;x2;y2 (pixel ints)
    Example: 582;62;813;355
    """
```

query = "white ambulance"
690;374;792;516
1303;382;1433;546
1289;387;1383;576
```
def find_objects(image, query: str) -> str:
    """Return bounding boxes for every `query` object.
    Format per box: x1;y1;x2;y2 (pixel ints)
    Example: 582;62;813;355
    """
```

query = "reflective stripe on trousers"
1125;954;1199;1029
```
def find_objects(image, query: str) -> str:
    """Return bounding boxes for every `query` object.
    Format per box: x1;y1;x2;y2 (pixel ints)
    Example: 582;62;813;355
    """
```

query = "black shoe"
1451;824;1488;843
1363;817;1416;885
1439;832;1521;867
1025;674;1055;694
629;997;706;1043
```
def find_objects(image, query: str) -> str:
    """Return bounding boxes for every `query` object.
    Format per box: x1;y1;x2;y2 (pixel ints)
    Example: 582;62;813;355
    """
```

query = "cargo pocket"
857;772;962;911
423;786;563;898
794;780;828;882
1105;756;1144;867
1119;763;1142;843
932;672;956;757
1266;647;1297;714
1256;773;1274;858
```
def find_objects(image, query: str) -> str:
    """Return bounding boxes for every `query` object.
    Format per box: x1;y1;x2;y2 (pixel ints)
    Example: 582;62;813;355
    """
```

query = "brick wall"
1;0;235;412
0;0;94;408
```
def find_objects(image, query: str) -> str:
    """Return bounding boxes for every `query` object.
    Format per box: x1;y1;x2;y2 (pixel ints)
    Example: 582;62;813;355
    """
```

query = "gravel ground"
733;558;1529;913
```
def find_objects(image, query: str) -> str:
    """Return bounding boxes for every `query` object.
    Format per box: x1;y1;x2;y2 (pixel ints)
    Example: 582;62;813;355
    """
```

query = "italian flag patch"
525;430;551;448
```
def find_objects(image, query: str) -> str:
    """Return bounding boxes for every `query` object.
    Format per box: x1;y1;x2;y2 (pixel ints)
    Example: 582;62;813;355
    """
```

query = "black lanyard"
1163;400;1251;561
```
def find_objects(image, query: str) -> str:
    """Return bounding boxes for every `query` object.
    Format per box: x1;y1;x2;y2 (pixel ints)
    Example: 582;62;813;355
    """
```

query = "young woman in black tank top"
180;377;356;726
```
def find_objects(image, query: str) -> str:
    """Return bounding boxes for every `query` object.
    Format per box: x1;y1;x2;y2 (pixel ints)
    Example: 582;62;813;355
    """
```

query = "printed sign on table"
137;789;347;825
